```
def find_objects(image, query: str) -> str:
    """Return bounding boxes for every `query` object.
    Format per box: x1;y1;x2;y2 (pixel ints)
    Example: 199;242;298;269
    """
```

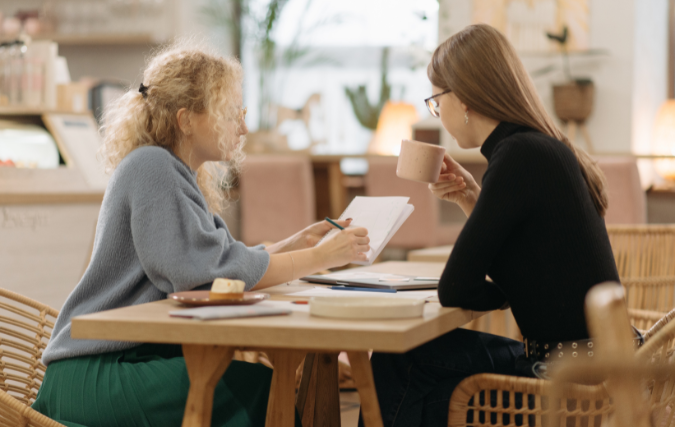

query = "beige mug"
396;139;446;183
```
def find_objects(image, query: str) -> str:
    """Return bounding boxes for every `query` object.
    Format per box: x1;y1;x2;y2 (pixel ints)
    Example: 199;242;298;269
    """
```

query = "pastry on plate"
209;278;245;300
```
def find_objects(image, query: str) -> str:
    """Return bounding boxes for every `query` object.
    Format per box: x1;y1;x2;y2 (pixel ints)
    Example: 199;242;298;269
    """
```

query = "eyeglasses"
424;89;451;118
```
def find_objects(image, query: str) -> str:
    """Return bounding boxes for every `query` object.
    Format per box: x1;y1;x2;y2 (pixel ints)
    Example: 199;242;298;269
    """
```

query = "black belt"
524;328;644;363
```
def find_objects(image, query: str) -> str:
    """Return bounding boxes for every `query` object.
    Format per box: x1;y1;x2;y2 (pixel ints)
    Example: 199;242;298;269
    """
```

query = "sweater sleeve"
127;153;270;293
438;140;536;311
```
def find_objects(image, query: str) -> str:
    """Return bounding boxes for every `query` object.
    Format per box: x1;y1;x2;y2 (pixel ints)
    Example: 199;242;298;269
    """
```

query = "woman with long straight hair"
362;24;624;427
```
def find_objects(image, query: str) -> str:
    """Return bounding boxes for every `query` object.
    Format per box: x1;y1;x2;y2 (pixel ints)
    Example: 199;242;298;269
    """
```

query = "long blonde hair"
101;39;245;213
428;24;608;216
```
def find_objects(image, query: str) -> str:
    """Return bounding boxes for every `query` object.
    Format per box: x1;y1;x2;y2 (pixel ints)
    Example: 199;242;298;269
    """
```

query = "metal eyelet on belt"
559;352;563;357
545;352;550;358
572;343;578;349
572;352;578;357
544;344;549;350
557;343;563;349
588;342;593;348
588;351;594;357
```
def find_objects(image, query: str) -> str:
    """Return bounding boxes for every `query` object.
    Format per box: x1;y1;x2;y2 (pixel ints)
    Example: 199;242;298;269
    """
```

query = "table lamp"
653;99;675;181
368;101;419;155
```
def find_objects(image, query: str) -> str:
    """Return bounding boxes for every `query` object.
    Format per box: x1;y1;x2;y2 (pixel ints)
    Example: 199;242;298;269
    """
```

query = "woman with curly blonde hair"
32;41;369;427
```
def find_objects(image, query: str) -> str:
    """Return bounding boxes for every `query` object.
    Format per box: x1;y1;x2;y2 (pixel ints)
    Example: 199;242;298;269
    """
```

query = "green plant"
344;47;391;130
200;0;289;130
201;0;335;131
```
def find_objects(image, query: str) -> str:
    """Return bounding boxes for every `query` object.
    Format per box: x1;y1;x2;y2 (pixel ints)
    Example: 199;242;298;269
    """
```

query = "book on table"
318;196;414;266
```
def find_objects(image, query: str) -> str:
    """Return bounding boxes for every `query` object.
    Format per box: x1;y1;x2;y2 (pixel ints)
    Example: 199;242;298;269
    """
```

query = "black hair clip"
139;83;149;99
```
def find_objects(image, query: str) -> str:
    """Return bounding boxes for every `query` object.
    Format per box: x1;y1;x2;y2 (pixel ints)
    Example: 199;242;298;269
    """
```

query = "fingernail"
346;218;352;221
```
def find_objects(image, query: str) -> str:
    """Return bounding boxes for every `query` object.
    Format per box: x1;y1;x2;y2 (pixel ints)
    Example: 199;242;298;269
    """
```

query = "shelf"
519;48;610;58
1;33;158;46
0;107;89;116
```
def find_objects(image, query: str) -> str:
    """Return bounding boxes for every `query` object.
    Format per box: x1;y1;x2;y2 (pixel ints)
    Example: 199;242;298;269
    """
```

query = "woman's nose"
238;118;249;136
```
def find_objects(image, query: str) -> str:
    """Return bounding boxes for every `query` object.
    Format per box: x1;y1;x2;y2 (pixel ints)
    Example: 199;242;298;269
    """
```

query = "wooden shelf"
0;107;89;116
519;48;611;58
1;33;158;46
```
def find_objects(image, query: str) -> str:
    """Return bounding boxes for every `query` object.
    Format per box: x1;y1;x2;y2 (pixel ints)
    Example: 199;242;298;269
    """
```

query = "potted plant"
546;27;594;124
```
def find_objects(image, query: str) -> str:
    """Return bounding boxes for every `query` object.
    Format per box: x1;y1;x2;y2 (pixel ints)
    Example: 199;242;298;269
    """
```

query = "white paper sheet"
319;197;414;265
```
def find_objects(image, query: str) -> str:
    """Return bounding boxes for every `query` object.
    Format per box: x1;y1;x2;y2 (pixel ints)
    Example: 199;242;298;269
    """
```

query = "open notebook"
319;196;414;265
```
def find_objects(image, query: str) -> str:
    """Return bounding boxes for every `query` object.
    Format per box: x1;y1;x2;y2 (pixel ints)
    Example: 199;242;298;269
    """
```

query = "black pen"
324;217;344;230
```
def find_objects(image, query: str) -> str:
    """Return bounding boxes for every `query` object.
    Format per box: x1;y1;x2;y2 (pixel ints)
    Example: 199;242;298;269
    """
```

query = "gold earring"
464;111;469;125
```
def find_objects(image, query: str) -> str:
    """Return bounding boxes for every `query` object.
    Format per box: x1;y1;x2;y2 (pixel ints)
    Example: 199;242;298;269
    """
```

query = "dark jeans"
359;328;533;427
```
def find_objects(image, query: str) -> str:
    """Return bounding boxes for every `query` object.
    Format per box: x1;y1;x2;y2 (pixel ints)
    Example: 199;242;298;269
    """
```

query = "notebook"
318;196;414;266
300;272;439;290
169;305;291;321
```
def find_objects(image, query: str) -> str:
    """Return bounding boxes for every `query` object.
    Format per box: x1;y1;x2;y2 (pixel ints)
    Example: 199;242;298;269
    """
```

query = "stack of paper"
320;196;414;265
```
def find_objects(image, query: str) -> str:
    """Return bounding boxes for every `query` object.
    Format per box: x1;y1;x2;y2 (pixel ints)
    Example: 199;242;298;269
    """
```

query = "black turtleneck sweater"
438;122;619;343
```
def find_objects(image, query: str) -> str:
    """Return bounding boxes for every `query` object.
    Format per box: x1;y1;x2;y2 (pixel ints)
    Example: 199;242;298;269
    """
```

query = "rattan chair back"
447;373;610;427
448;284;663;427
635;312;675;426
607;225;675;278
0;288;65;427
622;276;675;312
629;308;667;333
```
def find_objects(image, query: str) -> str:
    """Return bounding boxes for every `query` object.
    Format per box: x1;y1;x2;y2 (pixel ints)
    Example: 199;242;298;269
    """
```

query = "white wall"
438;0;669;155
632;0;668;155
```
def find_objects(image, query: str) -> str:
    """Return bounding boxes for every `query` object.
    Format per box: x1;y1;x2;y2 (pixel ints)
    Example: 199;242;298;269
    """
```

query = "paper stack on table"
169;305;291;320
319;196;414;265
288;287;438;300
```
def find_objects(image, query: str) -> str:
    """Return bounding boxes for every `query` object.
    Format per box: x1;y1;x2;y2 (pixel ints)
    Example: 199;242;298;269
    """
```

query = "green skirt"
32;344;300;427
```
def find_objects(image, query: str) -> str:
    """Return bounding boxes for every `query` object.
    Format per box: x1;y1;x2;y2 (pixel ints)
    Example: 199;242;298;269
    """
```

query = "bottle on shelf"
0;38;48;108
0;42;9;106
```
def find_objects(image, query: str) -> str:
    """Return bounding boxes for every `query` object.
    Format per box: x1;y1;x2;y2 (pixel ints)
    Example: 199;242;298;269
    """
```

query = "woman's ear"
176;108;192;136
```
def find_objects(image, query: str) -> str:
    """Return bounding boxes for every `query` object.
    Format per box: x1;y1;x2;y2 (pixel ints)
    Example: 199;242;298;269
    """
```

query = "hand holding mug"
428;153;481;215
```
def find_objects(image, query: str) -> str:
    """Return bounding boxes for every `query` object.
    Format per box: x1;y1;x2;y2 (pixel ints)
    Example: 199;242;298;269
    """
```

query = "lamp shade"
368;101;419;155
653;99;675;180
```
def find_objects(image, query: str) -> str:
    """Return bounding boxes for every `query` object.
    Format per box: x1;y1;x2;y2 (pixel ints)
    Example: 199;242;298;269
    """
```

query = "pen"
324;217;344;230
330;286;397;293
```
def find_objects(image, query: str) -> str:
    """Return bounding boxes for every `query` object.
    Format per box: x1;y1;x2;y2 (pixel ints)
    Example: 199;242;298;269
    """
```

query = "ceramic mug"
396;139;446;183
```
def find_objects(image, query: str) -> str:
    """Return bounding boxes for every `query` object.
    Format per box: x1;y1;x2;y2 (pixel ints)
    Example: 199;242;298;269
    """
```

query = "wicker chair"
0;288;65;427
447;285;675;427
635;311;675;426
623;276;675;313
629;308;672;335
607;225;675;278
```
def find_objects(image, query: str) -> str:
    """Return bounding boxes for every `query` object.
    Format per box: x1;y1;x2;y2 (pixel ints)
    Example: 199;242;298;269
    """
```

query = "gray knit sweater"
42;146;270;365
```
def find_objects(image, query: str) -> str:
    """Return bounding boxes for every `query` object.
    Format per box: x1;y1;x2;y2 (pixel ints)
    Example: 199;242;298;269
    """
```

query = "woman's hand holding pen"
428;153;481;217
318;224;370;266
302;218;353;248
265;219;353;253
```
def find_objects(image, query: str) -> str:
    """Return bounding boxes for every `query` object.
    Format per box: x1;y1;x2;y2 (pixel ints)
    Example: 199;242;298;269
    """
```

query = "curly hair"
100;39;245;213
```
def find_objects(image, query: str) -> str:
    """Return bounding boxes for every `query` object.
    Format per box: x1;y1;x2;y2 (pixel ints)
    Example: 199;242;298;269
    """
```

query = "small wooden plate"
168;291;269;307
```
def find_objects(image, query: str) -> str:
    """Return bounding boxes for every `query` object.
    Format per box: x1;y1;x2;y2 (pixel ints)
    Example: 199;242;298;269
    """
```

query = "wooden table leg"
313;353;341;427
297;353;317;426
347;351;383;427
265;350;307;427
181;344;235;427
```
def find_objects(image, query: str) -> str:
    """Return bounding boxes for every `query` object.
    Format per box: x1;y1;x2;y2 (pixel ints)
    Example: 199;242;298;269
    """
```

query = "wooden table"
71;262;480;427
406;245;454;263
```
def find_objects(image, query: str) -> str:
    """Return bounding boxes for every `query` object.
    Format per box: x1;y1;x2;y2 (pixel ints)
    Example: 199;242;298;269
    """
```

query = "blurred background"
2;0;675;312
4;2;675;424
